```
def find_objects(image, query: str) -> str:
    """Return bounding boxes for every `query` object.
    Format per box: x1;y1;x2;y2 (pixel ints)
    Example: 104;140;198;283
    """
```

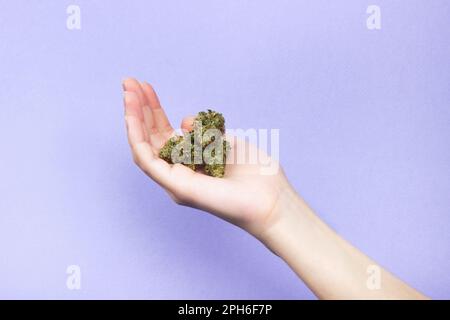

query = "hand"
122;78;292;236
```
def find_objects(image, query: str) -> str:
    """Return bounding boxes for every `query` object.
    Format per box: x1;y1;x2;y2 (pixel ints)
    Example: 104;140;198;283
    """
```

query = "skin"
122;77;428;300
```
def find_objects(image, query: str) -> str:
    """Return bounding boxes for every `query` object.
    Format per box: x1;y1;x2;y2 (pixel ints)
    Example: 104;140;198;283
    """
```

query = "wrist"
255;183;318;256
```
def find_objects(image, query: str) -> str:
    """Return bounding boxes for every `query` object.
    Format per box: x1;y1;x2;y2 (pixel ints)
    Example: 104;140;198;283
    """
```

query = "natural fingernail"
122;78;129;91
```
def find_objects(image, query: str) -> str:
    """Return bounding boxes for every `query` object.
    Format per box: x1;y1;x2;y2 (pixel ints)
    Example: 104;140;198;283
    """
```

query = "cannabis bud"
159;109;230;178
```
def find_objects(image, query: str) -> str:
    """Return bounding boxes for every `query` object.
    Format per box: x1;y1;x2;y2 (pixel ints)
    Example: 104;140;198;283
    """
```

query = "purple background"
0;1;449;299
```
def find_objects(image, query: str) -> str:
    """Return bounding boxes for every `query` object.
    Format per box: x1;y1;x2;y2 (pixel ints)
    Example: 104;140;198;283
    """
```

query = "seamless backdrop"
0;1;449;299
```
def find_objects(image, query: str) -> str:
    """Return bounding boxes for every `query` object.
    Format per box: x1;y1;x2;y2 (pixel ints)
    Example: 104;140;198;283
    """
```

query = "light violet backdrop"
0;1;449;299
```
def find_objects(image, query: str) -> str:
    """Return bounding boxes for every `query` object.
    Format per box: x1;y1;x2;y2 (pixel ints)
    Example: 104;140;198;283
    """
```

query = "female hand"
122;78;292;237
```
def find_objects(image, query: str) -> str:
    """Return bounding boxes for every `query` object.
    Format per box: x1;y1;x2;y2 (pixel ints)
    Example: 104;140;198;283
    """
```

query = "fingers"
181;115;196;133
123;91;149;142
123;78;154;141
124;101;174;190
141;104;155;138
141;82;173;138
123;91;143;120
124;114;145;146
122;78;186;192
122;78;146;106
123;77;176;150
125;120;171;188
140;81;161;109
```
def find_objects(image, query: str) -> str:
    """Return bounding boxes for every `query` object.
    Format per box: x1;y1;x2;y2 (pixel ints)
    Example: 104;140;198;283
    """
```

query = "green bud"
158;110;229;178
159;136;183;163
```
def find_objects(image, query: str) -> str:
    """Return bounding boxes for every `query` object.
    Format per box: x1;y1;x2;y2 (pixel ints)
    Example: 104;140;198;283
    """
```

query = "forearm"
258;185;427;300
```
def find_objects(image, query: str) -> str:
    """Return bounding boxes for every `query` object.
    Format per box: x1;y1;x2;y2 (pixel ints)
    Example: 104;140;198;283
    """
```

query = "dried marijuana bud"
159;135;183;163
158;109;229;178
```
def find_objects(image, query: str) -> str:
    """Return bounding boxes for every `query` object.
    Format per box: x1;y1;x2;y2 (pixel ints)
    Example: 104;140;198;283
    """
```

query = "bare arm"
259;185;427;299
122;77;427;300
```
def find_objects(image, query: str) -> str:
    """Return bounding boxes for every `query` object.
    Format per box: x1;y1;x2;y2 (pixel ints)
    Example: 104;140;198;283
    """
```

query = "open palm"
123;78;289;234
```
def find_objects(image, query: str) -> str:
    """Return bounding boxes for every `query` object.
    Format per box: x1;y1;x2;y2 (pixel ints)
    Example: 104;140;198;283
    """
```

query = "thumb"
180;115;196;133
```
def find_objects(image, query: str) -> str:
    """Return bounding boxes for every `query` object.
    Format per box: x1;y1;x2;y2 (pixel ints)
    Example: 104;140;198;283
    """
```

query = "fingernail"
122;78;128;91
